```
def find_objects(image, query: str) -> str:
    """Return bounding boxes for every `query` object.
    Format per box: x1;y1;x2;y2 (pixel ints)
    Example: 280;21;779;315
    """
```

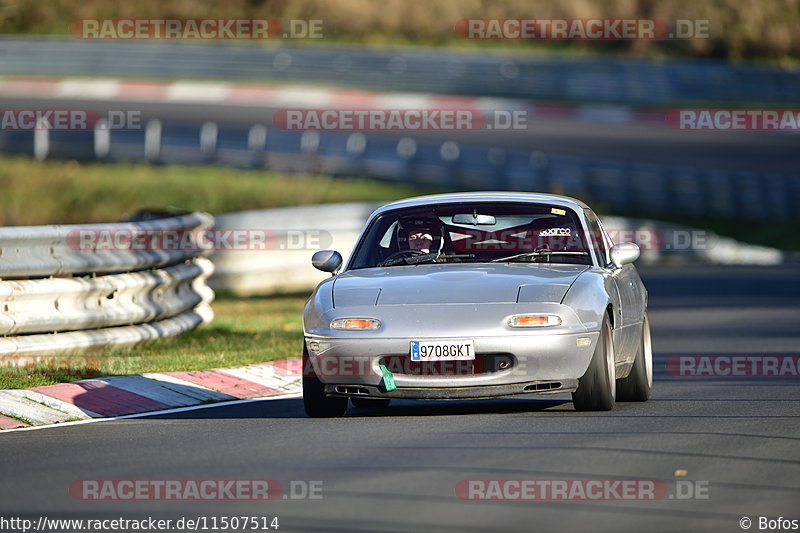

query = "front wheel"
572;316;616;411
616;312;653;402
303;345;347;418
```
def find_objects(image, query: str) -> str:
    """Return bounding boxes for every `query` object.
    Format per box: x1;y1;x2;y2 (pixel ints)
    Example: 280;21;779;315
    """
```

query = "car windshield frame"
345;201;603;271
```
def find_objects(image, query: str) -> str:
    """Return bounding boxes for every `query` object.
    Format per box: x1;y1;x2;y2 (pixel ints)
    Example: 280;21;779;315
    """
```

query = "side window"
596;216;616;250
583;209;610;266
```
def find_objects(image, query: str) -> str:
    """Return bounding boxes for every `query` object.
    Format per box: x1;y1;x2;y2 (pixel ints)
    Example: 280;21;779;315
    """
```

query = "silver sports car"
303;192;651;417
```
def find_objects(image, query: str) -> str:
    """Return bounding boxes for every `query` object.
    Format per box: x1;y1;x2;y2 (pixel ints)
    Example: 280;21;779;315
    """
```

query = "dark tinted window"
349;202;594;269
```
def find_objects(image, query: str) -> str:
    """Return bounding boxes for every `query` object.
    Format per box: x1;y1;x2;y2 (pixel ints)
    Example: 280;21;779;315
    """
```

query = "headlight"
330;318;381;330
508;314;562;328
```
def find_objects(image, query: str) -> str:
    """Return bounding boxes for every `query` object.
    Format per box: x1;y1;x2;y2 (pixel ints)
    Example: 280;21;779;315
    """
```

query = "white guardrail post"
0;212;215;356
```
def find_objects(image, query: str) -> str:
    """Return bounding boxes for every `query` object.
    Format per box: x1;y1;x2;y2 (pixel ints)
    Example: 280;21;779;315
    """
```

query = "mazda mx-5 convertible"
302;192;652;417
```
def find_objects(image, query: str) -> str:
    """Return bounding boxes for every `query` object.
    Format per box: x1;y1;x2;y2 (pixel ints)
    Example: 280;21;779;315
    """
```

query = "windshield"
348;202;598;269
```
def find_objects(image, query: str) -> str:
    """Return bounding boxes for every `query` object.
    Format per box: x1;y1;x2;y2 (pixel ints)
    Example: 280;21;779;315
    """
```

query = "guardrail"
0;36;798;105
210;203;378;295
4;121;797;221
0;212;215;277
0;213;215;355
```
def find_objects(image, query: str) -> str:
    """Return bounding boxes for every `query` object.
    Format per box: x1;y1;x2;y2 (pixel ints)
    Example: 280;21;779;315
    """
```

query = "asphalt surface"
1;264;798;533
2;96;798;174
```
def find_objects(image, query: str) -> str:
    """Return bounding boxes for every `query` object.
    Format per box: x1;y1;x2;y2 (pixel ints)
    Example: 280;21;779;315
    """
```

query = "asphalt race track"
2;265;798;532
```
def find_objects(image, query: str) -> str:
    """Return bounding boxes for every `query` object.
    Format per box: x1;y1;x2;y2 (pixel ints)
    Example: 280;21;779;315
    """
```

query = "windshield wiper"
490;250;590;262
379;252;438;267
400;252;439;265
380;253;474;267
407;253;474;264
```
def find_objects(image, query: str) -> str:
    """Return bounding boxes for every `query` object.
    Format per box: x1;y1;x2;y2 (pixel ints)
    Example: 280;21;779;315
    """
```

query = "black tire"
616;312;653;402
572;316;616;411
351;397;391;409
302;345;347;418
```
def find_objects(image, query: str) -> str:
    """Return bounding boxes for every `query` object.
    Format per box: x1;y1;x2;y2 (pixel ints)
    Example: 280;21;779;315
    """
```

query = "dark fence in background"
0;37;798;105
2;121;797;220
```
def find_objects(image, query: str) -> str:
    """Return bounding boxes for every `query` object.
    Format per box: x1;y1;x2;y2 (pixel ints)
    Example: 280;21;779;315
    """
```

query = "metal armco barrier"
210;203;379;295
0;213;215;355
0;37;798;105
0;259;214;335
0;212;214;277
0;309;212;356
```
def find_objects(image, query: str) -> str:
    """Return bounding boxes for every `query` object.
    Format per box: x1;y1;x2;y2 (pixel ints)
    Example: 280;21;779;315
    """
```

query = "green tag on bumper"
380;364;397;392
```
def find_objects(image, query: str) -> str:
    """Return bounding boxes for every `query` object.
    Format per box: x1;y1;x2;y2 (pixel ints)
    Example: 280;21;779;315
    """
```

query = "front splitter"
324;379;578;400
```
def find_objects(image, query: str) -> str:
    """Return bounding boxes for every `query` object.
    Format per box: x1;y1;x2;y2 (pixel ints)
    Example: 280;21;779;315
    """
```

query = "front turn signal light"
331;318;381;330
508;315;561;328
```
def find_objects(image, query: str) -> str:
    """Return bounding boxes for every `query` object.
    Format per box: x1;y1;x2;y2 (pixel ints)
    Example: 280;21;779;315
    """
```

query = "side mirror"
312;250;343;273
609;242;640;268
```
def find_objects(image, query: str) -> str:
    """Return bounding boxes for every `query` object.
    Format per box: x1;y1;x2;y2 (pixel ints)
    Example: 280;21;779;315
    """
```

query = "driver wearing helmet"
397;217;442;255
379;216;464;266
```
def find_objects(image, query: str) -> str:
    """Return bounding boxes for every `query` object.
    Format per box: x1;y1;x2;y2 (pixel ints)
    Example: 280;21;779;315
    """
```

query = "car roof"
369;191;591;219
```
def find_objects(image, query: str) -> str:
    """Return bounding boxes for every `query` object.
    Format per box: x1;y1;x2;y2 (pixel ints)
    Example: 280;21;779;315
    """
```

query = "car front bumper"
304;331;599;397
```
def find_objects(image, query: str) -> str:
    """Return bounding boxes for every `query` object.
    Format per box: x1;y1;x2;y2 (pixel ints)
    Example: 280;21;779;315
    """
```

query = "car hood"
332;264;588;306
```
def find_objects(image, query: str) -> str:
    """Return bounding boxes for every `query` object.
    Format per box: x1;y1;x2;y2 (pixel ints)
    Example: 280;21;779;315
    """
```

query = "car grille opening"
335;386;370;395
378;354;514;377
523;382;562;391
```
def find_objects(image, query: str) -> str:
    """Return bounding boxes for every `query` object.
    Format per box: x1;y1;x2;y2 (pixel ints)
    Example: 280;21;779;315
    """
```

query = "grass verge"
0;155;428;226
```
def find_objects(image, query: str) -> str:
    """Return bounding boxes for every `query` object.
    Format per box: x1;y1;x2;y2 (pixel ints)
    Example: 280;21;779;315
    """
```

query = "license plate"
410;340;475;361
